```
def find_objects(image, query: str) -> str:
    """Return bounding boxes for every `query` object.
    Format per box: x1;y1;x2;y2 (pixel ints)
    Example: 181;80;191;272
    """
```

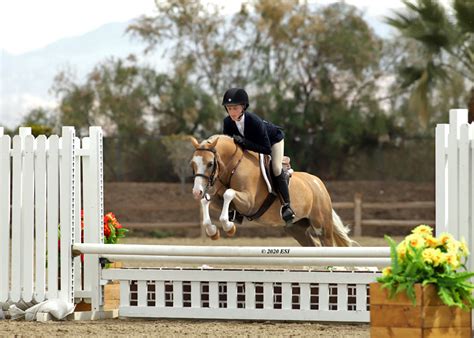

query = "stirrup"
281;204;295;226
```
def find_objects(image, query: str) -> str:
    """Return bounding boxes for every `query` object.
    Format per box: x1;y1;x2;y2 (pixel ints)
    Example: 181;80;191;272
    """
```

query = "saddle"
260;154;293;194
229;155;293;223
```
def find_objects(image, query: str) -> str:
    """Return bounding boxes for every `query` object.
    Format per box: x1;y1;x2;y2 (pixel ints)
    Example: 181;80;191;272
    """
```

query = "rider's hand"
233;135;245;147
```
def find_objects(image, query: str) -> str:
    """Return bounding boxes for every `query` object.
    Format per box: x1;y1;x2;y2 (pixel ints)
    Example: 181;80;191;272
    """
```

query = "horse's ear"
189;136;200;149
209;137;219;149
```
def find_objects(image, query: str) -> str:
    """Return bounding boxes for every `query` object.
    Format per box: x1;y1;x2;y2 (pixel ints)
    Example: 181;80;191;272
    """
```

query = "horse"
190;134;354;247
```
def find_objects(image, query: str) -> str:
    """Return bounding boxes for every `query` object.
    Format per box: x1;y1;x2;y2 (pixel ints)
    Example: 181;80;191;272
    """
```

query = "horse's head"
190;136;219;200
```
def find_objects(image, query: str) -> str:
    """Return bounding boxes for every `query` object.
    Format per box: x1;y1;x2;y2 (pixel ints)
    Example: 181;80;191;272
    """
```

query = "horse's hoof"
226;225;236;237
210;229;220;240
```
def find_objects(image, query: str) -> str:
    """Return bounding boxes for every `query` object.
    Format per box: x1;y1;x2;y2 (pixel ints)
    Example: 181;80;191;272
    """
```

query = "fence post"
435;124;449;235
82;127;104;313
354;193;362;237
0;132;11;302
60;127;76;304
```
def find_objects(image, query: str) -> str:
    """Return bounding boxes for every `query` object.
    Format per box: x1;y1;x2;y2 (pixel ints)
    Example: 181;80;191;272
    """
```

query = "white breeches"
271;139;284;176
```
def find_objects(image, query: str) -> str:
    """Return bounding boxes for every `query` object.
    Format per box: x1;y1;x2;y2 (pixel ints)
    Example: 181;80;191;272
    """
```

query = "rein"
193;142;276;221
217;148;245;190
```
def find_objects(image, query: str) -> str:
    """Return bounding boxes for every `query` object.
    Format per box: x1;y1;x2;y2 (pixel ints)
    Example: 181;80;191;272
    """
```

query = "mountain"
0;21;165;128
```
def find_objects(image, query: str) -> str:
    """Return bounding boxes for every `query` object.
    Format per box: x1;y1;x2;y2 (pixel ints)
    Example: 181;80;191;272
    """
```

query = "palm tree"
452;0;474;122
386;0;474;128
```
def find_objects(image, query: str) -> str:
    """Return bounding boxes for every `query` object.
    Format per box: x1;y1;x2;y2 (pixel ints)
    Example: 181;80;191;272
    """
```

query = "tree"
386;0;474;128
20;107;56;136
246;1;387;175
127;0;249;98
128;0;389;176
162;134;195;193
52;69;95;137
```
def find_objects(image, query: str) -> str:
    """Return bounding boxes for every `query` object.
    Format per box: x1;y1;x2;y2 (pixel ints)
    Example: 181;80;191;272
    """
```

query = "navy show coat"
223;111;284;155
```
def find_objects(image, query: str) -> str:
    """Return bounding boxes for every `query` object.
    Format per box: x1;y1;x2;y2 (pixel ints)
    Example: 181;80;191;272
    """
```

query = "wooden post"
354;193;362;237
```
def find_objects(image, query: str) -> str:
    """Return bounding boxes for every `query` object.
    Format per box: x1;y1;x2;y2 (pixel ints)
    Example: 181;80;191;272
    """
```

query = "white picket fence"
0;126;105;312
102;267;379;322
0;108;472;322
436;109;474;273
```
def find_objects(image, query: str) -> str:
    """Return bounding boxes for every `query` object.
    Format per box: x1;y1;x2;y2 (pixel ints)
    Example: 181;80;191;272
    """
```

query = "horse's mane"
203;134;258;160
201;134;232;146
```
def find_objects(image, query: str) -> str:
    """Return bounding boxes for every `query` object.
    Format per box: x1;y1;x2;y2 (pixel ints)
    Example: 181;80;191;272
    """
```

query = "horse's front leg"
219;189;239;236
201;197;220;240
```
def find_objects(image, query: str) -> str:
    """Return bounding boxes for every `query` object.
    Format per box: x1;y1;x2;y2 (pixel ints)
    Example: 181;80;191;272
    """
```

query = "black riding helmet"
222;88;249;110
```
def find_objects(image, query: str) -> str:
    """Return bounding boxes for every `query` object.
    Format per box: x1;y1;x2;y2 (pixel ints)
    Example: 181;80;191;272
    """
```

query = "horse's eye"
207;162;213;168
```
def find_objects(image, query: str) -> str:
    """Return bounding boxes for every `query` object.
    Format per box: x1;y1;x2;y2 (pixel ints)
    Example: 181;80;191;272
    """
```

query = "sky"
0;0;427;55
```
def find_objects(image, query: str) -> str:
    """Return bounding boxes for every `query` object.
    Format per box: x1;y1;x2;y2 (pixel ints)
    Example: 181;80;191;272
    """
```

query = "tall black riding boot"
275;170;295;226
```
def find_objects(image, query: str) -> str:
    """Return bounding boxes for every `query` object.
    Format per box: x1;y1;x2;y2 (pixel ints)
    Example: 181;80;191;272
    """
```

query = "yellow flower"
425;235;439;248
412;224;433;237
444;252;460;269
405;234;425;249
446;240;460;255
460;239;469;257
396;241;407;260
422;248;443;266
382;267;392;276
422;248;434;264
439;233;454;246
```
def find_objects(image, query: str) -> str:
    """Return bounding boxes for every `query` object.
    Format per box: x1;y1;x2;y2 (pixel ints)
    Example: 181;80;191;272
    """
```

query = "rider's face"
226;104;244;121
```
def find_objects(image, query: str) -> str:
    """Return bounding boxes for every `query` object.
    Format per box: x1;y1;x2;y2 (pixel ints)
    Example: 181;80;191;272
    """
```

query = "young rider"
221;87;296;224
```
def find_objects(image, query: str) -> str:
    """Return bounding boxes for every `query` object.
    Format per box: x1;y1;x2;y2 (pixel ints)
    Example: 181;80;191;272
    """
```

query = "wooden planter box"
370;283;472;338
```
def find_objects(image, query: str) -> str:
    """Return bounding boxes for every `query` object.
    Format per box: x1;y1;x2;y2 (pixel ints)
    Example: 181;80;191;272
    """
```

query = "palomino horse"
190;135;353;247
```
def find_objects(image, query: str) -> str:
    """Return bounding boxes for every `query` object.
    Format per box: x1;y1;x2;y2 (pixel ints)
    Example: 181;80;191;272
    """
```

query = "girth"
243;191;278;221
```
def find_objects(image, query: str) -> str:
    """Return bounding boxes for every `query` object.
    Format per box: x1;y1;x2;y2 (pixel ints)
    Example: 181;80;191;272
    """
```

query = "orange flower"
105;212;117;222
104;222;111;237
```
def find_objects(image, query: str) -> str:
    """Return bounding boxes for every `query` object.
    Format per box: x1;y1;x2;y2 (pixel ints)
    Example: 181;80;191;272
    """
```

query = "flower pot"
370;283;472;337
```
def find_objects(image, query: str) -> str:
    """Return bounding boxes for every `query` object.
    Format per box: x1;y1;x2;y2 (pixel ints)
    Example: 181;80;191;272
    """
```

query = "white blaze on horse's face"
191;155;208;200
190;136;219;200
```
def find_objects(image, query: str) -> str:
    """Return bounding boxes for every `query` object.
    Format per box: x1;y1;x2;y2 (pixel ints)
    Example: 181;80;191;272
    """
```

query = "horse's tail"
331;209;357;247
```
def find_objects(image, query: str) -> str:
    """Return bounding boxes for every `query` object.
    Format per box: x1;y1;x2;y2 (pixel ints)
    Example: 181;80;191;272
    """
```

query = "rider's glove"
233;135;246;147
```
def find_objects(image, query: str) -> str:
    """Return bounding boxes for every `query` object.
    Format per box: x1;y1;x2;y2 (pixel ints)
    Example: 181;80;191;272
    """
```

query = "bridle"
192;147;219;199
192;144;245;200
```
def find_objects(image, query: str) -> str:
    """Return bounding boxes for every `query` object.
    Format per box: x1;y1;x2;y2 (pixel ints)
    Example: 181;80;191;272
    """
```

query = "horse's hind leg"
304;225;325;247
307;216;334;247
284;219;316;247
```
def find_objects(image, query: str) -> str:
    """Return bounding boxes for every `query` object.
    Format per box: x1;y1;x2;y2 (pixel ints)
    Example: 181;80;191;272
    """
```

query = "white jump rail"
73;243;391;266
73;243;390;257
